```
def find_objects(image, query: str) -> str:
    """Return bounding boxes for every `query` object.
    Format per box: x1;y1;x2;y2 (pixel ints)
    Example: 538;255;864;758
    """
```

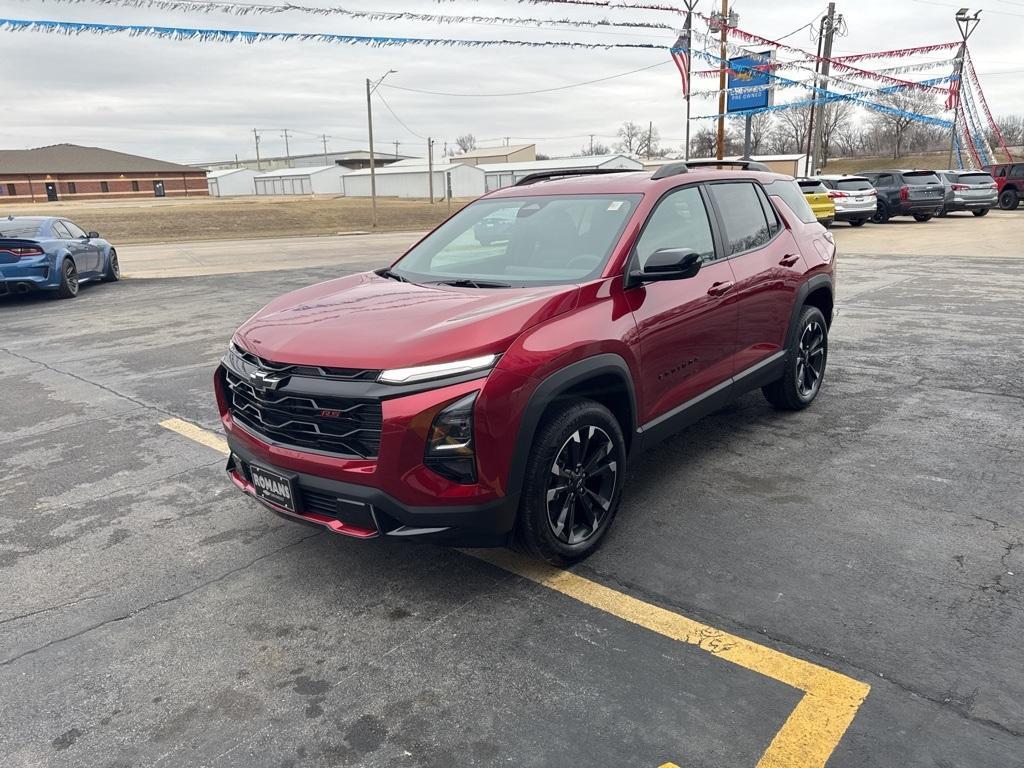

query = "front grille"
223;368;382;458
231;344;379;382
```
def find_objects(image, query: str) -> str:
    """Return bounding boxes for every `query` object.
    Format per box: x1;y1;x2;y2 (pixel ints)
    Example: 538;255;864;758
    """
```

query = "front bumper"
226;435;517;545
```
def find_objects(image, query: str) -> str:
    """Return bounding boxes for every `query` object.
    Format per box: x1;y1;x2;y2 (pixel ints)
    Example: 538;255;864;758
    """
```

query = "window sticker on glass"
607;201;625;211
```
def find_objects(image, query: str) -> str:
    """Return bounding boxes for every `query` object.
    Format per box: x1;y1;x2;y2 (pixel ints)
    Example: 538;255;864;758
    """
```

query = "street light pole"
948;9;981;169
366;69;397;228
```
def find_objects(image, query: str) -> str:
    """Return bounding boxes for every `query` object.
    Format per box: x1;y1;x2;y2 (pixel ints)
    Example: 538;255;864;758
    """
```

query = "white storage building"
207;168;257;197
342;161;486;199
479;155;644;192
253;165;348;196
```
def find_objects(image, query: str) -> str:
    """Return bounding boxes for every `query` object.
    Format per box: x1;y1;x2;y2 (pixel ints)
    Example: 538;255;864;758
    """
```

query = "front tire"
515;399;626;565
55;259;79;299
913;214;933;222
871;203;890;224
102;249;120;282
763;306;829;411
849;218;867;227
973;209;989;217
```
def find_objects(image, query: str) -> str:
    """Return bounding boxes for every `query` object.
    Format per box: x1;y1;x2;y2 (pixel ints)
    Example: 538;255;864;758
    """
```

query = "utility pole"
589;134;595;155
321;134;330;166
366;69;397;228
804;16;825;176
281;129;292;168
948;9;981;168
427;137;435;203
710;1;737;160
810;3;841;174
253;129;262;171
393;140;400;158
646;121;654;159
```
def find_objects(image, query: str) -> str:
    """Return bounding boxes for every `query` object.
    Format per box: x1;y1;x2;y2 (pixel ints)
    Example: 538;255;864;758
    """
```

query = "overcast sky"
0;0;1020;164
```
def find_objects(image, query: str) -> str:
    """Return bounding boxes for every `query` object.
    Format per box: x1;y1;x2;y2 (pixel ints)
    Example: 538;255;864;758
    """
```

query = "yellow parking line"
161;417;869;767
160;417;229;455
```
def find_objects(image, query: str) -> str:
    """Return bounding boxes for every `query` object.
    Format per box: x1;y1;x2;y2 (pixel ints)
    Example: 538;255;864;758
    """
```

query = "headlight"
379;354;497;385
424;392;478;484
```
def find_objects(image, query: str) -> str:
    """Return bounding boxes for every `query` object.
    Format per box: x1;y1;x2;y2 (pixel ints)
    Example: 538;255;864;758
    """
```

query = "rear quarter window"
766;179;818;225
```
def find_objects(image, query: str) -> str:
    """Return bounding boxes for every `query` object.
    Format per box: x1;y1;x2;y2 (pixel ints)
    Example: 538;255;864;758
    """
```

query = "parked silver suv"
935;170;998;217
816;175;877;227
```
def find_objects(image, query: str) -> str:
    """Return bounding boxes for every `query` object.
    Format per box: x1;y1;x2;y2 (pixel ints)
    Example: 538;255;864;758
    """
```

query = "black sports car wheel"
103;249;121;282
56;260;79;299
763;305;829;411
515;399;625;565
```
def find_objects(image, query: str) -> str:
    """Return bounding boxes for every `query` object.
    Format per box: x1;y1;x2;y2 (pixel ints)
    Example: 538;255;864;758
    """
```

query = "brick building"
0;144;208;203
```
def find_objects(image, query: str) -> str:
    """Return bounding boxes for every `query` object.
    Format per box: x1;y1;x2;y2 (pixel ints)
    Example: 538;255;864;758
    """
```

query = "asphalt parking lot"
2;217;1023;767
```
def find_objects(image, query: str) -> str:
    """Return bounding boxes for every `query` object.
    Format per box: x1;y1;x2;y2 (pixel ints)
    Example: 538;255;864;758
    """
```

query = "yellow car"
797;178;836;227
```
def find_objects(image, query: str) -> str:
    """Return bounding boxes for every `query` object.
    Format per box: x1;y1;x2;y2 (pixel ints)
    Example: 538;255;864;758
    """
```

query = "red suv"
987;162;1024;209
215;161;835;564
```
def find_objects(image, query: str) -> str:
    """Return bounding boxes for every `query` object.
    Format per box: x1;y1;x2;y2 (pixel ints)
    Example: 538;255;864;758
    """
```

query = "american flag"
671;13;692;98
945;76;960;111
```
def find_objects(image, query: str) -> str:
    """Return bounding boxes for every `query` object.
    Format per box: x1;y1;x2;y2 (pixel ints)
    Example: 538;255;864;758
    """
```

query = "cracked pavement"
1;239;1023;767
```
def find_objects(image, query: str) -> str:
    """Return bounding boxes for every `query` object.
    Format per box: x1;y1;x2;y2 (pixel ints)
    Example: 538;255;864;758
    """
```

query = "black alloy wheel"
763;305;829;410
515;399;626;565
913;214;933;222
999;189;1019;210
56;260;79;299
973;209;989;217
795;320;827;400
871;203;890;224
103;249;121;282
546;425;618;546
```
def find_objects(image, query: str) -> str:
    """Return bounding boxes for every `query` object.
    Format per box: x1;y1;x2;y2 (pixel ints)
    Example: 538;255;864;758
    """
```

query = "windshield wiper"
377;268;410;283
431;278;512;289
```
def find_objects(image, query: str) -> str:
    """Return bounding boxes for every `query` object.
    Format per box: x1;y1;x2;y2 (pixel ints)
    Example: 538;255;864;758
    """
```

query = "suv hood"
234;271;580;370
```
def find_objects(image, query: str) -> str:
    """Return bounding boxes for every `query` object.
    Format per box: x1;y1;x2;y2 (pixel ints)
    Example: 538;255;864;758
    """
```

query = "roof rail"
513;168;636;187
685;159;773;172
650;161;690;180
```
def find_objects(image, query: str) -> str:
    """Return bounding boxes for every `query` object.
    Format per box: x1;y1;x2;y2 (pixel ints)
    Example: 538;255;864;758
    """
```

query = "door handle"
779;254;800;267
707;281;734;297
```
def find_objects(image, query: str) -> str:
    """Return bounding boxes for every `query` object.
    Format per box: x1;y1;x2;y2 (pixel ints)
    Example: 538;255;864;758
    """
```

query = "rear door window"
52;221;73;239
62;221;87;239
634;186;716;266
708;182;772;255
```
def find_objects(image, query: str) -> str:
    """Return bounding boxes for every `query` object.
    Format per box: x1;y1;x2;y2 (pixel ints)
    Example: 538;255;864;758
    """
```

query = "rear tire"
913;214;933;222
763;306;829;411
999;189;1019;210
871;203;890;224
55;259;79;299
514;399;626;566
849;218;867;227
973;209;989;217
102;249;120;282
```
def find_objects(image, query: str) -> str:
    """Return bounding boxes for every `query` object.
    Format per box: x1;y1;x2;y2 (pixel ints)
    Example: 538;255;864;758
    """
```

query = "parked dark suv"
216;161;836;564
861;170;944;223
987;162;1024;210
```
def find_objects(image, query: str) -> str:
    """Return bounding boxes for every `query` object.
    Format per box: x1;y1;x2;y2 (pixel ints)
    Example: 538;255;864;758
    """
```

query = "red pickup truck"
987;162;1024;209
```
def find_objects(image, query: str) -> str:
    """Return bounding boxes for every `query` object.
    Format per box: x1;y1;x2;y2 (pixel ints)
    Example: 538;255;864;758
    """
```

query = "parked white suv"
816;175;877;227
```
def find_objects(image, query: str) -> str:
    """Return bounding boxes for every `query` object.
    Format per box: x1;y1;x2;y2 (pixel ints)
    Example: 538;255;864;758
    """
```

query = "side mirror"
628;248;702;286
87;231;99;239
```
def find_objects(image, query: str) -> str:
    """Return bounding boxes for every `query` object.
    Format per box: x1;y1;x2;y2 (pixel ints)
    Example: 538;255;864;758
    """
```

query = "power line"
374;90;427;141
382;60;671;98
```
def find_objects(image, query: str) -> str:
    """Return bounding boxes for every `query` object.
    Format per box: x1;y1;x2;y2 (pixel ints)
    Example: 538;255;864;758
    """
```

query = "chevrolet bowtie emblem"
249;370;285;391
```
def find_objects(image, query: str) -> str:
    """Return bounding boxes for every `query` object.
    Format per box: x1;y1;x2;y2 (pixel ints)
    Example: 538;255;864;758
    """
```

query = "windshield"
0;219;45;238
391;194;641;287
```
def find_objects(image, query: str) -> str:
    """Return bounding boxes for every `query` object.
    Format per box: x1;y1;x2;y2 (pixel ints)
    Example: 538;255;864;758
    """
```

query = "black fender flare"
506;353;638;502
784;274;834;352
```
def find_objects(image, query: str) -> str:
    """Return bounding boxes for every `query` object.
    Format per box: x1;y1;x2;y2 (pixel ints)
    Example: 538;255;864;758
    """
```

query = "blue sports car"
0;216;119;299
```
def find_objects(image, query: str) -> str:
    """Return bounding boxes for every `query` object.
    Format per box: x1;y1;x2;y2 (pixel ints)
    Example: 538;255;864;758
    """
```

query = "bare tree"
870;91;939;159
572;141;611;157
689;126;719;158
989;114;1024;152
818;102;854;165
454;134;477;154
730;112;772;155
772;103;814;155
615;121;646;155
